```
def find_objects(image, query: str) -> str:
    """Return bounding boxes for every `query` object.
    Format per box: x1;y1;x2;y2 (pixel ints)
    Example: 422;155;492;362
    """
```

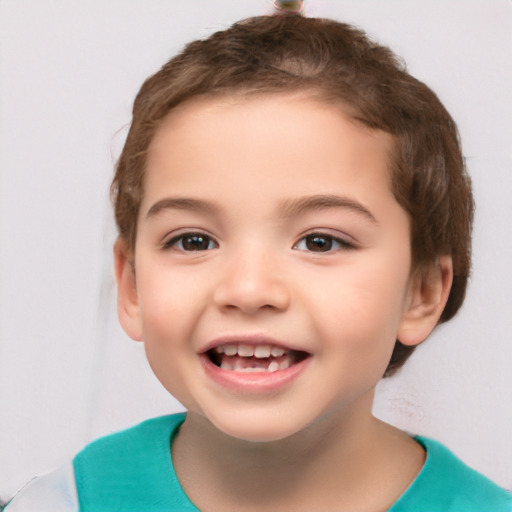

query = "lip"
199;333;311;394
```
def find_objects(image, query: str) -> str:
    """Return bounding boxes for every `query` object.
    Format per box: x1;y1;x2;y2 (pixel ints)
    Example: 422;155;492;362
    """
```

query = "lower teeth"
219;359;290;372
268;361;279;372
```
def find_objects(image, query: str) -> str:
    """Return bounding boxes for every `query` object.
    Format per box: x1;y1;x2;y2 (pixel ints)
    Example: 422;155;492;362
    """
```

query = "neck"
178;400;372;471
171;393;424;512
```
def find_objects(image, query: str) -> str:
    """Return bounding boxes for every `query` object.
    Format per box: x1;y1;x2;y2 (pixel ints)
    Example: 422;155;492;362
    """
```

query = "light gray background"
1;0;511;500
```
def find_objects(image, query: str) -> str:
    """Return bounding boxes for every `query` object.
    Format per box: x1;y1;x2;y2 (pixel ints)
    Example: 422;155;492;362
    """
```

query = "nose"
213;246;291;314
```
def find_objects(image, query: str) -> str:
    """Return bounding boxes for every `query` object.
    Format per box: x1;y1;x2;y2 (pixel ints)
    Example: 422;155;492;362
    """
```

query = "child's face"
116;93;430;442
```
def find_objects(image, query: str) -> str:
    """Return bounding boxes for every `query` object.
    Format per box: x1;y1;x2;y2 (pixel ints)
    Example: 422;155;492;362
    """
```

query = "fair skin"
115;93;453;511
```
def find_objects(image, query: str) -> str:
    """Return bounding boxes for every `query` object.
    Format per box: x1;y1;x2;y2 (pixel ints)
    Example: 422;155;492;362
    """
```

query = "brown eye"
165;232;217;251
182;235;211;251
294;233;354;253
305;235;333;252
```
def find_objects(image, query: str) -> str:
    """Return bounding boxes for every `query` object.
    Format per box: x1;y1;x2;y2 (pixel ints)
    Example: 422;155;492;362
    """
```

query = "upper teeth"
214;344;286;358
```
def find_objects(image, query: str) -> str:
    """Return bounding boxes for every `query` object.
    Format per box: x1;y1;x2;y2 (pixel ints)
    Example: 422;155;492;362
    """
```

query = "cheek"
311;281;406;387
137;264;205;331
135;264;210;398
307;257;411;348
138;282;198;404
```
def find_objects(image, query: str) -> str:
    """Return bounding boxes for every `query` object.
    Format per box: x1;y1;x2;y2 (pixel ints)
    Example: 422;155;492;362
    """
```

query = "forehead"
143;92;396;211
148;92;393;164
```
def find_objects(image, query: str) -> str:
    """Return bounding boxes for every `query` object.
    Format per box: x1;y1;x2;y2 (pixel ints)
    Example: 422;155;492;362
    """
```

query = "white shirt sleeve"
4;462;79;512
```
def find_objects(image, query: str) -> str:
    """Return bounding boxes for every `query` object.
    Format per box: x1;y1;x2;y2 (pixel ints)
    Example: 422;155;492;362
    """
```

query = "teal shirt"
73;413;511;512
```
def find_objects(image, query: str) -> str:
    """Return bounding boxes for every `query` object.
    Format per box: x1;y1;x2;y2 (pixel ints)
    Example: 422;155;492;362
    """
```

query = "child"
6;11;511;512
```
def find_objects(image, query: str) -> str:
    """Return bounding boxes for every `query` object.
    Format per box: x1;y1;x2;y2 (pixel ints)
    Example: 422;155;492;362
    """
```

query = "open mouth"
206;344;310;373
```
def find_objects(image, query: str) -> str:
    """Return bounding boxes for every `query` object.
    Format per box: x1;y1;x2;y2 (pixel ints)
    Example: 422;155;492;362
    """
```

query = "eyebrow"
280;194;378;223
145;194;377;224
145;197;219;219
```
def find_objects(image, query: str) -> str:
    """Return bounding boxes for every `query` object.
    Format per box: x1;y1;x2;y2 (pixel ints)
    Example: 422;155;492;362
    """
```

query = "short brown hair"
112;15;474;376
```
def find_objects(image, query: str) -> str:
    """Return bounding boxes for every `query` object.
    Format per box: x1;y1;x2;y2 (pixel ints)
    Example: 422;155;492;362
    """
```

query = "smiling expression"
116;93;434;441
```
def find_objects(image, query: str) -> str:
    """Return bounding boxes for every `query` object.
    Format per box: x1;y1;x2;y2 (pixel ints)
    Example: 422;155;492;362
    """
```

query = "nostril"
213;280;291;314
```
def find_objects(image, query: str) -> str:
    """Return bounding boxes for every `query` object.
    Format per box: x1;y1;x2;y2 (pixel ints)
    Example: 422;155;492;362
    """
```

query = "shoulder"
391;436;511;512
5;414;195;512
73;413;196;511
74;413;185;468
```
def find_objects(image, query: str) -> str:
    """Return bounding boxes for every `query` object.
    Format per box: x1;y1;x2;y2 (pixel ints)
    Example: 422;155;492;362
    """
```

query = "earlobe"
397;255;453;347
113;238;144;342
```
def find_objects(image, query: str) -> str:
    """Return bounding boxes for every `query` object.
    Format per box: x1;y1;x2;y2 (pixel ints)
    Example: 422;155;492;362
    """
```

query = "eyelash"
162;231;355;253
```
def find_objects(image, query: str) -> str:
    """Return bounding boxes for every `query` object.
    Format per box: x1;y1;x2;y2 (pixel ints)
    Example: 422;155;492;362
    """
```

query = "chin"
204;409;309;443
219;424;298;443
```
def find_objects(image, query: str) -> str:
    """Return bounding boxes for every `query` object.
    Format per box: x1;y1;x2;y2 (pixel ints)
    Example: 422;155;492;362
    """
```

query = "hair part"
111;15;474;376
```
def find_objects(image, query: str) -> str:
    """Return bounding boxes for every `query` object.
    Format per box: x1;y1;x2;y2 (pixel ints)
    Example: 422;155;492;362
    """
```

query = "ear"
397;255;453;347
113;238;143;342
